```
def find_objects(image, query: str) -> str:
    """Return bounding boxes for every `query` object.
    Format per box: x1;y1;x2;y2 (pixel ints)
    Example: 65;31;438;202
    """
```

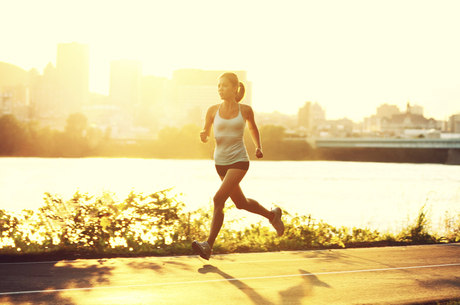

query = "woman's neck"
222;99;237;108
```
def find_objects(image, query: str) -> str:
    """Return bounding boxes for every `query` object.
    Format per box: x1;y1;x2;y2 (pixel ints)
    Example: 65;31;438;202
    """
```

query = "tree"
59;113;90;157
260;125;286;142
0;115;25;155
65;113;88;138
155;124;208;158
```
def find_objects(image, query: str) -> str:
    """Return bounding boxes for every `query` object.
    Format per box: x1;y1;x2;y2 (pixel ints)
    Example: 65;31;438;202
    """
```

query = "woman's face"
218;77;237;101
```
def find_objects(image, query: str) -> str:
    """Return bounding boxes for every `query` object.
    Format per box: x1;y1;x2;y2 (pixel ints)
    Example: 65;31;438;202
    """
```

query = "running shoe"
270;207;285;236
192;240;212;260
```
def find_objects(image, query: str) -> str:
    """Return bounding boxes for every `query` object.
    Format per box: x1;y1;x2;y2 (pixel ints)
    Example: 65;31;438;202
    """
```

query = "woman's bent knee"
213;195;226;210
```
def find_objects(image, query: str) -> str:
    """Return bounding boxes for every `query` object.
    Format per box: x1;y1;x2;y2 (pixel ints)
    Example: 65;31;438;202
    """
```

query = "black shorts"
215;161;249;177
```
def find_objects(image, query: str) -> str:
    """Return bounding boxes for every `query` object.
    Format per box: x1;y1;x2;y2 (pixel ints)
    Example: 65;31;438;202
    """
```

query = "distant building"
0;61;28;87
30;62;59;119
256;111;297;130
106;59;143;136
317;118;354;138
363;115;381;134
109;60;142;110
407;103;423;116
376;104;400;119
363;102;434;137
141;76;168;108
381;103;437;135
311;103;326;124
56;42;89;115
0;62;29;119
298;102;325;136
363;103;401;135
298;102;312;132
139;75;169;130
449;114;460;133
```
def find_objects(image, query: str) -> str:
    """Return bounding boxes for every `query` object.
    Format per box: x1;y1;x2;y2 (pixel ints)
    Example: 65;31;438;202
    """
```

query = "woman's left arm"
245;105;263;159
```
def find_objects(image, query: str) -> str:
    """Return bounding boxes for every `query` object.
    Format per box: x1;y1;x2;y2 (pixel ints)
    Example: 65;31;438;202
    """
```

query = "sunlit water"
1;158;459;234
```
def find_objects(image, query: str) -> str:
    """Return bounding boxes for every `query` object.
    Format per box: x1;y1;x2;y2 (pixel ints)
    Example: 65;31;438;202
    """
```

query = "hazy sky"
1;0;459;121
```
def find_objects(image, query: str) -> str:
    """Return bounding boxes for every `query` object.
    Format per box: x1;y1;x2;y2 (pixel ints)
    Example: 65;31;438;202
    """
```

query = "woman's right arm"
200;105;216;143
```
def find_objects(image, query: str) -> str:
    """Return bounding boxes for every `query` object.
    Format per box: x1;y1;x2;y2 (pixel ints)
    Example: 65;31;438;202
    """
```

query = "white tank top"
213;104;249;165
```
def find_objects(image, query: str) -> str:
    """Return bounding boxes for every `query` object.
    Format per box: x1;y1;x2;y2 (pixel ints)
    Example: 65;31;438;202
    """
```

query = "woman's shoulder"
206;104;220;119
240;104;254;117
206;104;220;114
208;104;220;112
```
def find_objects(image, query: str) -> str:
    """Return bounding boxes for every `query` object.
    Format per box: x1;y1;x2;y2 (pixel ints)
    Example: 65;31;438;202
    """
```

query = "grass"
0;190;459;262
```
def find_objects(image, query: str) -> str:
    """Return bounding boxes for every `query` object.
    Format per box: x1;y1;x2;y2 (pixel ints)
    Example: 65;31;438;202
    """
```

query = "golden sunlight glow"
1;0;460;120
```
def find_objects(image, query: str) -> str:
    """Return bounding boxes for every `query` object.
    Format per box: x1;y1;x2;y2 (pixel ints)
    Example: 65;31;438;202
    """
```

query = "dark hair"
219;72;245;102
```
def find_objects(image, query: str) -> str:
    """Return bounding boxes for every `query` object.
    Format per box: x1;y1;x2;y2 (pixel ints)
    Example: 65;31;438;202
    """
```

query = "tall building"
406;102;423;116
449;114;460;133
56;42;89;115
381;102;436;134
109;60;142;111
0;62;29;119
255;111;298;130
139;75;169;129
32;62;59;118
298;102;312;131
311;102;326;123
376;104;400;119
298;102;325;136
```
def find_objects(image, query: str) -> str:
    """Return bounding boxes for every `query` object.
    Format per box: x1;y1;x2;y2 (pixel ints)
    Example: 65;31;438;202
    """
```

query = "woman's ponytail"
236;81;245;102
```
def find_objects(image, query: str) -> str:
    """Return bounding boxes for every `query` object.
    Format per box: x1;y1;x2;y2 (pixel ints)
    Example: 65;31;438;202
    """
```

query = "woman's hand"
200;130;208;143
255;147;263;159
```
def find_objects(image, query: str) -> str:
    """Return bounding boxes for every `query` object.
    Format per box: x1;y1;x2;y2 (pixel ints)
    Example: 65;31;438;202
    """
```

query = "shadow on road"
302;249;411;272
198;264;275;305
125;259;192;273
198;265;332;305
0;260;114;305
417;276;460;290
279;269;331;305
302;249;353;264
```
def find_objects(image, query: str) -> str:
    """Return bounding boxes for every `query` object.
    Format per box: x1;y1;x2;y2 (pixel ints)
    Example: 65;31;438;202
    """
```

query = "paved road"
0;244;459;305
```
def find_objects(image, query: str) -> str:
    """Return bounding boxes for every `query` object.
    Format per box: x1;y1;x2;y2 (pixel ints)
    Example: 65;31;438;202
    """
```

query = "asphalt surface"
0;244;459;305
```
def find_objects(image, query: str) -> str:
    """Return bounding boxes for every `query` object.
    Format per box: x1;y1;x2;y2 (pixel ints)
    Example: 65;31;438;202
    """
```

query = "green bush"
0;191;458;259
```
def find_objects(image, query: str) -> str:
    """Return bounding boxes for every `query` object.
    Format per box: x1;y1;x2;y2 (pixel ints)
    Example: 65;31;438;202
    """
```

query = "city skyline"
5;50;459;142
1;50;457;124
1;0;459;121
0;54;454;125
0;55;442;122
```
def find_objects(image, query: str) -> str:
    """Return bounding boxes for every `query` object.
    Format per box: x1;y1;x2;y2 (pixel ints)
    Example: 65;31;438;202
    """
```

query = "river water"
0;158;458;233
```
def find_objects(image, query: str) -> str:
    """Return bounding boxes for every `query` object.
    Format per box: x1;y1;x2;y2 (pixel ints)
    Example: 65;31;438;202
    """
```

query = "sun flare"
1;0;459;121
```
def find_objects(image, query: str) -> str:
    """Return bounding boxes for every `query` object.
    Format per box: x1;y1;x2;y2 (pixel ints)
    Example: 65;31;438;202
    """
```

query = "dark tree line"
0;114;447;163
0;114;315;160
0;113;105;157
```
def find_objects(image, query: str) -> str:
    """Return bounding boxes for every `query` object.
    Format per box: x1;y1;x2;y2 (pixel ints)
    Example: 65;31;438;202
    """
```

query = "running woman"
192;72;285;260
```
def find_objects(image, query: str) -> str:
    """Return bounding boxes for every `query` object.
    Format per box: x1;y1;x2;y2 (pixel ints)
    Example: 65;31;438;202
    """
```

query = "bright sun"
1;0;460;120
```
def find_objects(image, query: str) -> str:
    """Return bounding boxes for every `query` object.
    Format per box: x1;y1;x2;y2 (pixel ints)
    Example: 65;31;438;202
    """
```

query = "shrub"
0;191;458;260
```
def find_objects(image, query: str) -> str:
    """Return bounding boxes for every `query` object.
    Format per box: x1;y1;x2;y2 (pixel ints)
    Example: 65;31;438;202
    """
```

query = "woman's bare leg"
207;169;247;248
228;185;274;221
217;174;274;220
